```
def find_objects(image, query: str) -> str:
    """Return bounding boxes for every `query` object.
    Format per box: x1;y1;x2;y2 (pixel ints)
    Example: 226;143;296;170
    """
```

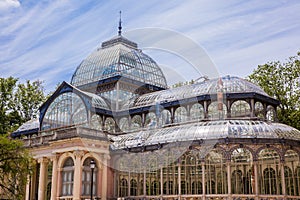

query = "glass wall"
42;92;88;130
115;147;300;199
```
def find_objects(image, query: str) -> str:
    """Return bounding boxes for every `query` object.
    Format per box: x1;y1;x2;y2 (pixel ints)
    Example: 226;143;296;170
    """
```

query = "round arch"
58;152;76;169
81;153;103;169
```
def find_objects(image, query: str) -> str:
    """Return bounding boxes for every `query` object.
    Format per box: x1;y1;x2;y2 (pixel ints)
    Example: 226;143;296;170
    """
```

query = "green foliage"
0;77;19;134
15;80;46;121
0;134;34;200
248;52;300;129
0;77;46;134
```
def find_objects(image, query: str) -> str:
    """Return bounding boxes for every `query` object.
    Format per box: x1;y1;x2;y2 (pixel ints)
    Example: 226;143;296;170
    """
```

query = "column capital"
37;157;49;164
103;154;111;160
73;150;84;159
49;154;59;162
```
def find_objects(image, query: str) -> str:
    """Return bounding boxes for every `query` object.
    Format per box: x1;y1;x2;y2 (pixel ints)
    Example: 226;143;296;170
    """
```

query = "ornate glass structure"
12;29;300;200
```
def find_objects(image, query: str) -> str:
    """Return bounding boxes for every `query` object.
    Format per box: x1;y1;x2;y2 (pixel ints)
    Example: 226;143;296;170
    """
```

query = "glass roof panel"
71;41;167;89
124;76;270;109
14;118;39;133
109;120;300;150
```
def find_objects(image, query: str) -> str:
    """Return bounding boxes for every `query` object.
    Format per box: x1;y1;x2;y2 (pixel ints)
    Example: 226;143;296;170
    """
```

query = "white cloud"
0;0;20;11
0;0;299;92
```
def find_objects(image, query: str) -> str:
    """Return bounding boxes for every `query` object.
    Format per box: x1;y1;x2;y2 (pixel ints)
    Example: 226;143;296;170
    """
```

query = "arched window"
119;178;128;197
217;171;227;194
295;167;300;195
145;112;157;128
266;105;276;122
104;117;115;133
231;170;243;194
90;114;102;130
139;180;144;195
174;106;187;123
205;180;215;194
231;148;253;194
145;155;160;195
82;158;97;196
208;101;227;120
205;150;226;194
130;179;137;196
190;103;204;121
231;100;251;118
258;148;280;195
42;92;88;130
181;181;187;194
163;181;174;195
284;166;294;195
285;150;299;195
151;181;159;195
159;109;171;126
119;117;129;132
131;115;142;131
191;181;202;194
255;101;264;119
263;168;277;194
61;157;74;196
181;154;199;195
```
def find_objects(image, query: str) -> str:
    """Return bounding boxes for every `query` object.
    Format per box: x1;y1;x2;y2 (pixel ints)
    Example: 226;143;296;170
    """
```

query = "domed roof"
110;120;300;150
123;76;271;109
71;35;167;89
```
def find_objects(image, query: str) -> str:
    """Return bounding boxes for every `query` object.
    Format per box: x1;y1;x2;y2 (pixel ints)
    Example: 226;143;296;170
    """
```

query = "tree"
0;77;19;134
0;77;45;199
15;80;46;121
0;134;34;200
248;52;300;129
0;77;46;134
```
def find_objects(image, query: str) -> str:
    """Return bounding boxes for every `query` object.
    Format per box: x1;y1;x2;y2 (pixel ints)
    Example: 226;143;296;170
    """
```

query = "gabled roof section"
39;81;109;125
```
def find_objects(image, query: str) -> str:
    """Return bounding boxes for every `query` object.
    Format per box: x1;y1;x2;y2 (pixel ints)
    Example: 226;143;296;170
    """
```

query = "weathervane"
118;11;122;36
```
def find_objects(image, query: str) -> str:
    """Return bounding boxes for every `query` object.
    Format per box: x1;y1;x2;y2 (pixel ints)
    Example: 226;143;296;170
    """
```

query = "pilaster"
73;150;84;200
38;157;49;200
50;154;59;200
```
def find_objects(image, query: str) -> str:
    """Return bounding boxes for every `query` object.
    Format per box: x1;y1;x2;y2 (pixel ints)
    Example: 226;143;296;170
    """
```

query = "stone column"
102;154;109;200
38;157;49;200
30;163;38;200
56;167;62;199
25;176;30;200
73;150;84;200
50;155;58;200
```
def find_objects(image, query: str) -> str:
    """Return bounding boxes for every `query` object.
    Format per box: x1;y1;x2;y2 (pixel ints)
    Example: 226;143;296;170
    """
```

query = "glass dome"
71;36;167;89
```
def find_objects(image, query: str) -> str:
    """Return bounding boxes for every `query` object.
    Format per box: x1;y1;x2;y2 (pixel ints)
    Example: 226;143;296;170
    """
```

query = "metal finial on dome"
118;11;122;36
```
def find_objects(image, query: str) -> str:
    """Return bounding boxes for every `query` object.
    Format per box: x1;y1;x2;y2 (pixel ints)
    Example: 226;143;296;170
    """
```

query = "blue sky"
1;0;300;92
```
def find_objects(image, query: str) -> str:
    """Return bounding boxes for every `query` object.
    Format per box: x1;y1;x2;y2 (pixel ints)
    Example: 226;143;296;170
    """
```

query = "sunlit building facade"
13;30;300;200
